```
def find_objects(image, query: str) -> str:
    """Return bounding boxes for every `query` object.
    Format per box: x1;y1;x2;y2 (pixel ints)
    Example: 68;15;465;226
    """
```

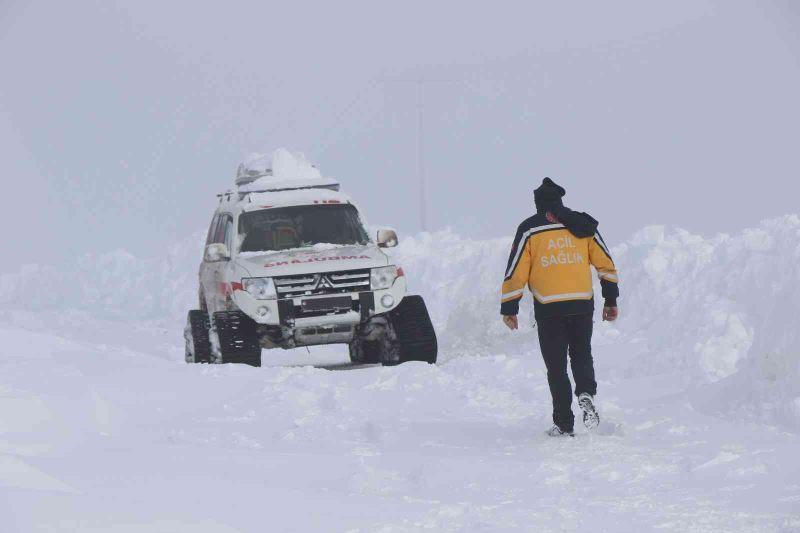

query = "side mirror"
204;243;231;262
377;228;399;248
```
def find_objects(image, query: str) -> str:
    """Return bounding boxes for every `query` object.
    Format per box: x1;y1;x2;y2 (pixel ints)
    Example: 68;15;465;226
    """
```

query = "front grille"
273;269;371;298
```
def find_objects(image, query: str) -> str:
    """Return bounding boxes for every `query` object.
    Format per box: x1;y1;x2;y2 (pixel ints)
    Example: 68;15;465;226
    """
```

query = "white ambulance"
184;151;437;367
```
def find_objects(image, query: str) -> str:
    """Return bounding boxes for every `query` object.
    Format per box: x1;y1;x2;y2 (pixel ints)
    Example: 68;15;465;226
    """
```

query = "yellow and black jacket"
501;209;619;319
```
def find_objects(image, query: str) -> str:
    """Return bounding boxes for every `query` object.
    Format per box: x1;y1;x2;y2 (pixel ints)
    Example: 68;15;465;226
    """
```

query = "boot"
578;393;600;430
546;425;575;437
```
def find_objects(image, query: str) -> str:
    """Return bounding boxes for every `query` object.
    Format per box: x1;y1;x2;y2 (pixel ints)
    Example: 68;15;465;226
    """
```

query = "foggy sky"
2;0;799;271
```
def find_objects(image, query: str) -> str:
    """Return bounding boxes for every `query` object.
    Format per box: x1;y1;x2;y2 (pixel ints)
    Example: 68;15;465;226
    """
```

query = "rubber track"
214;311;262;367
389;295;438;364
187;310;212;363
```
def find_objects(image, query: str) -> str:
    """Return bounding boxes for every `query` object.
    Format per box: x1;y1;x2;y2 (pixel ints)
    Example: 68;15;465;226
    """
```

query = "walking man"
501;177;619;437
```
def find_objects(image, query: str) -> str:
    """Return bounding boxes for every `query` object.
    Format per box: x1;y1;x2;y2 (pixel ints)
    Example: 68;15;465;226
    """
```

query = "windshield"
238;204;370;253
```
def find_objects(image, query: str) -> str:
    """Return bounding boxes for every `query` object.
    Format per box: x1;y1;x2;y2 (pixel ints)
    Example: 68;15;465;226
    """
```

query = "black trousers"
536;313;597;431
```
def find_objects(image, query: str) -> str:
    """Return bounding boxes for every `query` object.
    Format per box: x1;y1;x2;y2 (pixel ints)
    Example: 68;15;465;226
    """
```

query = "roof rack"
237;174;340;194
217;182;342;205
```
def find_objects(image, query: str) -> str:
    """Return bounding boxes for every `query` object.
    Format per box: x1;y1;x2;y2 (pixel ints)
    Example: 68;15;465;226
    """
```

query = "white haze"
2;0;799;269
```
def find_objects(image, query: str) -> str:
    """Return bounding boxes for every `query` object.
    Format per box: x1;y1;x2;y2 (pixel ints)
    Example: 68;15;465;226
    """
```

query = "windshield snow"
238;204;369;253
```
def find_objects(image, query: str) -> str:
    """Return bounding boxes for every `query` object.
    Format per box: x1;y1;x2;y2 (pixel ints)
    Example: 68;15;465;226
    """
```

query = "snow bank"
0;233;204;321
612;218;800;382
2;216;799;426
613;216;800;428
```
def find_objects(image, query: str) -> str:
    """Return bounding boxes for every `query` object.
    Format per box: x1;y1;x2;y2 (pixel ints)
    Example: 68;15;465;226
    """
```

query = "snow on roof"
240;188;353;211
236;148;339;192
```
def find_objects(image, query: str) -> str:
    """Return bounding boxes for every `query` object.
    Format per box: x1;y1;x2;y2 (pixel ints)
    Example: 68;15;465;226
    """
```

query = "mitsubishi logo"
313;275;334;291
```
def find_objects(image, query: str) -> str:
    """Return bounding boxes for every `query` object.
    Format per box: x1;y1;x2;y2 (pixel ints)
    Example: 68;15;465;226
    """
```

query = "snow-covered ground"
2;217;800;532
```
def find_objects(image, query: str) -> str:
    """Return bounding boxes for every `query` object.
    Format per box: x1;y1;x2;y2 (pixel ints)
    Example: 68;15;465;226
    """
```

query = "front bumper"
231;275;407;327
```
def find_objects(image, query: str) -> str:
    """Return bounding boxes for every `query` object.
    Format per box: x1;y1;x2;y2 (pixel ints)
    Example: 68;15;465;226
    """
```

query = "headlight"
242;277;277;300
371;266;398;290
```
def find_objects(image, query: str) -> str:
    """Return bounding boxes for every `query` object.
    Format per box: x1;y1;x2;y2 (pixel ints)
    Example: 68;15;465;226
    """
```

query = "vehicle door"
199;214;219;309
206;214;235;313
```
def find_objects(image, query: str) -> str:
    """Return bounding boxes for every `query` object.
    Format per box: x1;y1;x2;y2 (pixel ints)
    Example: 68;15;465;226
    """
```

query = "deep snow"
2;217;800;532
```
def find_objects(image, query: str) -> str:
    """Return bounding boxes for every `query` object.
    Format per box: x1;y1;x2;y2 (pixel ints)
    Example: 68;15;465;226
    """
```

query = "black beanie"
534;177;566;211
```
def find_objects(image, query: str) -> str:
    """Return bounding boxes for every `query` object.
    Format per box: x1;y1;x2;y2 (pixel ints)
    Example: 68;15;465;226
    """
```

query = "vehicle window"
213;214;230;244
239;204;369;253
206;215;220;245
223;216;234;251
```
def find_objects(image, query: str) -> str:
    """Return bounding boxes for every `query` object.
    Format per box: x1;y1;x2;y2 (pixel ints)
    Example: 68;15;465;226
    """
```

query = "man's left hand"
502;315;519;331
603;306;619;322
